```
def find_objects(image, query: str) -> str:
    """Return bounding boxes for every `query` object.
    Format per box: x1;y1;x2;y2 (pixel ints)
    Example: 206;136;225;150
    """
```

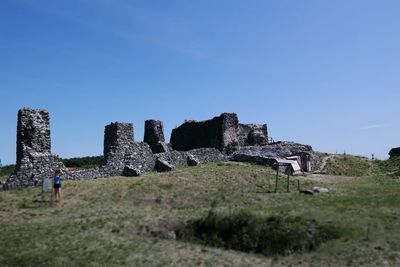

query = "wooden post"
287;171;290;192
50;187;54;206
275;164;279;193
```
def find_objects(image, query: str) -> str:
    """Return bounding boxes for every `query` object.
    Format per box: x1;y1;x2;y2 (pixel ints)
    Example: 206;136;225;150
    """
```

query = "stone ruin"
389;147;400;158
9;108;66;187
170;113;269;154
0;108;317;191
102;122;154;176
144;120;169;153
237;123;268;146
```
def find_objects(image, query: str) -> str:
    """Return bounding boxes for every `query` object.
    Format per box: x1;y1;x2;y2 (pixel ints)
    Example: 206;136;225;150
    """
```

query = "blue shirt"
54;175;62;185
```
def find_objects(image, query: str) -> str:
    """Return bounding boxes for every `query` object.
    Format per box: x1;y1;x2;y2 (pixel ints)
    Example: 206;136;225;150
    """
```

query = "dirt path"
314;155;334;174
304;173;357;183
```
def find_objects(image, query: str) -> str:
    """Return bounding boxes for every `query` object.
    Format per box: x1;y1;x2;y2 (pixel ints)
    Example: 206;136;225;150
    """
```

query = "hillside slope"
0;162;399;266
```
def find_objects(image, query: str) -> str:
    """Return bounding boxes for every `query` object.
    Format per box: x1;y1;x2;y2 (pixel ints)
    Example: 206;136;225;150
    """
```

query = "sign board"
43;178;52;192
277;159;302;172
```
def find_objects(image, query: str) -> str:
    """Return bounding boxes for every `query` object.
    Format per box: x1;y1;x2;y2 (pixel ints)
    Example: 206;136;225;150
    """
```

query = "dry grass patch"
0;162;399;266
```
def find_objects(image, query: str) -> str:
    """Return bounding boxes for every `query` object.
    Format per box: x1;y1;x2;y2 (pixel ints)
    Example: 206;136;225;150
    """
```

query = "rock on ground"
155;158;175;172
123;165;142;177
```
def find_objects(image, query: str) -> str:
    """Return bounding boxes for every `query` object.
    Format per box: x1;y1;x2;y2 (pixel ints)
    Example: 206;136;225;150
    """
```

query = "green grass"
0;164;15;180
0;162;399;266
374;157;400;177
61;155;103;170
322;153;400;179
177;210;343;256
323;154;372;177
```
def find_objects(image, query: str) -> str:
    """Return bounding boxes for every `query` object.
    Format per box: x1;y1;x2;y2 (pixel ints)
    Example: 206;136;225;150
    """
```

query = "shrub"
0;164;15;178
176;210;342;256
61;156;103;169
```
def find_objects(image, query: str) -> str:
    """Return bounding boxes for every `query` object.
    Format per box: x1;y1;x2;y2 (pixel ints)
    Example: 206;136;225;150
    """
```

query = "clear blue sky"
1;0;399;165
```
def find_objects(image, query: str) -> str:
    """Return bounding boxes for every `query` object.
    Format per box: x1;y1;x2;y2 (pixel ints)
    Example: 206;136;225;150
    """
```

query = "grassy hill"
322;154;372;177
319;153;400;178
0;161;399;266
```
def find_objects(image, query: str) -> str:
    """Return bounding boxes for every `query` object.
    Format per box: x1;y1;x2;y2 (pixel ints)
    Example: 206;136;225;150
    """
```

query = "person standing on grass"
53;169;63;203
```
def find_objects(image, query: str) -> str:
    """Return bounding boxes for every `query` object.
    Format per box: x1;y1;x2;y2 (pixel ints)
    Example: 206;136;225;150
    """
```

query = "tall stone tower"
12;108;65;181
144;120;169;153
101;122;155;175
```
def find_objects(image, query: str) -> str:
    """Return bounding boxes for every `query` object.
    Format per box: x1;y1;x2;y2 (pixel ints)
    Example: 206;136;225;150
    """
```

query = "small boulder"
123;165;142;177
299;189;314;195
389;147;400;158
155;158;175;172
312;186;329;193
187;154;200;166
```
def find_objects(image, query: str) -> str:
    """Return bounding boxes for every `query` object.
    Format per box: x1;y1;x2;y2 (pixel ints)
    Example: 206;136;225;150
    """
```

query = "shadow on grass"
176;210;344;256
17;193;53;209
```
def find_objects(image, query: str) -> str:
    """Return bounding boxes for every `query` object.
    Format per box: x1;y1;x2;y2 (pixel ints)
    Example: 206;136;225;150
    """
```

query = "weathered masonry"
170;113;269;154
144;120;169;153
11;108;66;185
1;108;316;191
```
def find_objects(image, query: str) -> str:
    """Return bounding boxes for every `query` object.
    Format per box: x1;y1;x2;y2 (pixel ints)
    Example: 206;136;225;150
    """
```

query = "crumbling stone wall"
144;120;169;153
170;113;239;154
1;109;316;192
101;122;155;176
155;148;226;170
12;108;66;182
16;108;51;164
389;147;400;158
237;123;268;146
103;122;134;166
230;141;317;171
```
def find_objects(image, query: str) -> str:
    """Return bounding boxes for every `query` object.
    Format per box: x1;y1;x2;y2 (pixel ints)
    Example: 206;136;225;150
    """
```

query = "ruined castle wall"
2;109;319;193
154;148;227;169
230;142;317;171
103;122;134;165
102;122;155;175
237;123;268;146
144;120;168;153
16;108;51;165
389;147;400;158
12;108;66;181
170;113;239;154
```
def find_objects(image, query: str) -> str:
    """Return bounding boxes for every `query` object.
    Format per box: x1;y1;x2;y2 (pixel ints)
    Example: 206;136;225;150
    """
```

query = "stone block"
123;165;142;177
187;154;200;166
155;158;175;172
149;142;169;154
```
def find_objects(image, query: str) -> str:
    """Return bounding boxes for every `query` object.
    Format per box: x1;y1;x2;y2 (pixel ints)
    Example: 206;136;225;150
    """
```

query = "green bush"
61;156;103;169
177;210;343;256
0;164;15;178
